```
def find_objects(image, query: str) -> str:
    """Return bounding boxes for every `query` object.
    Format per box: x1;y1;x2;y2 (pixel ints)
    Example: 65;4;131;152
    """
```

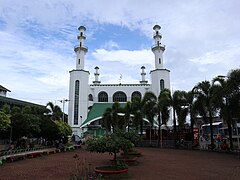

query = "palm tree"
102;107;113;134
124;101;131;132
131;96;144;135
46;102;63;121
213;68;240;149
158;88;172;147
192;81;217;147
142;92;158;144
172;90;188;144
186;91;196;144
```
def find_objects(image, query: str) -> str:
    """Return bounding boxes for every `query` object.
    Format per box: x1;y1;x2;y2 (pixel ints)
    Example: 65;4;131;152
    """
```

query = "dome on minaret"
78;26;86;31
153;25;161;30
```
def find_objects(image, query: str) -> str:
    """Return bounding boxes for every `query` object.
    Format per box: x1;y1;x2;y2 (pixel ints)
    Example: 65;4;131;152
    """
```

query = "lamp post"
60;98;69;122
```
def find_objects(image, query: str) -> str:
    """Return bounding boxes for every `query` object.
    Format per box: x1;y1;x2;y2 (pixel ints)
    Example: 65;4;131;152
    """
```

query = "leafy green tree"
0;111;11;132
86;132;133;161
55;120;72;138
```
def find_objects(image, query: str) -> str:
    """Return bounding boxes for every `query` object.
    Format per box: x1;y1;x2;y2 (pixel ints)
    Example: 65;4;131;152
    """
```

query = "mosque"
68;25;170;137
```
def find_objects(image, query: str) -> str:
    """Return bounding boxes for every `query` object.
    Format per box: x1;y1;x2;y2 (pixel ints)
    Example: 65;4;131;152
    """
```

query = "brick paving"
0;147;239;180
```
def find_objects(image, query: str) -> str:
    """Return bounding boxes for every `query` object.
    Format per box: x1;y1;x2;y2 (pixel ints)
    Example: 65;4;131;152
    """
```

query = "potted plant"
86;132;134;174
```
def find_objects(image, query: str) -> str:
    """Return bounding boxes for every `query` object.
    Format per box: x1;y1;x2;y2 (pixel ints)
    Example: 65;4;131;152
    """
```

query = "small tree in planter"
86;133;133;161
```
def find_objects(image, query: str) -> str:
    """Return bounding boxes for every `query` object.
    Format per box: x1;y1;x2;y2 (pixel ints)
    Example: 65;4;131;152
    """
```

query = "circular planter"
128;152;142;156
94;167;128;174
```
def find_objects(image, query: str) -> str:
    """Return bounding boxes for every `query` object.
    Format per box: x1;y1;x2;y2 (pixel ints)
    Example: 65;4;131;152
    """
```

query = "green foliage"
55;120;72;137
86;132;134;160
0;111;11;131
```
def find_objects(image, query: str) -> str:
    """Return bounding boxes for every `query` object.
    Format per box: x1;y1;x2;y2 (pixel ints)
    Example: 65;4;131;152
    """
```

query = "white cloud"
92;49;153;66
0;0;240;107
102;40;119;50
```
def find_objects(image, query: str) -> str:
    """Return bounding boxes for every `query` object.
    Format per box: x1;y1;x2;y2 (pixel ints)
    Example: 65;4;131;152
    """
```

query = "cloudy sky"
0;0;240;113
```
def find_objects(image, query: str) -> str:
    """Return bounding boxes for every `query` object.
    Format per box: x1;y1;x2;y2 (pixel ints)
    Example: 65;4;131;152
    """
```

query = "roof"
0;95;44;108
0;85;11;92
80;102;157;128
80;103;126;128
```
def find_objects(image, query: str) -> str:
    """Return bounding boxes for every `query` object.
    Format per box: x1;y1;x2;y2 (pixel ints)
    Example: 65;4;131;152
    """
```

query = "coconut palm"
172;90;188;142
102;107;113;134
186;91;196;144
157;88;172;147
46;102;63;121
123;101;131;132
131;96;144;135
192;81;218;147
213;68;240;149
142;92;158;144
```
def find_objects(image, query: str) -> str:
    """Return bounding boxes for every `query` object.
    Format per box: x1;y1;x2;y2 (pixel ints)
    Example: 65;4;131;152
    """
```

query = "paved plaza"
0;147;239;180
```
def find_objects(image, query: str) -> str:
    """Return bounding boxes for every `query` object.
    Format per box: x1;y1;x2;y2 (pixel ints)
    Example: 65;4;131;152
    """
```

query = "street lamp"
60;98;69;122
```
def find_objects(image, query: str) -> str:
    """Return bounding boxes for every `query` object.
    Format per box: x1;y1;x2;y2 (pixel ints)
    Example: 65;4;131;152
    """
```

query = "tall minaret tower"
150;25;170;96
152;25;165;69
68;26;90;136
75;26;88;70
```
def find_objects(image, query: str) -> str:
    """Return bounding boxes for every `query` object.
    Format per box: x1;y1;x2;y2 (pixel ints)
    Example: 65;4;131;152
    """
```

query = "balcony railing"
74;45;88;52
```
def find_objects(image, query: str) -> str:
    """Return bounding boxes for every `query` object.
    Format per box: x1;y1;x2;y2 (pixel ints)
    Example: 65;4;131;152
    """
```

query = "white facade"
68;25;170;136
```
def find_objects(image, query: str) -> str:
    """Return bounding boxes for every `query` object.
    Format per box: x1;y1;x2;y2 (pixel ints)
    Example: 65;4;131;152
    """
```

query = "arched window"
113;91;127;102
88;94;93;101
159;58;161;64
160;79;165;91
78;59;80;64
98;91;108;102
131;91;142;100
74;80;80;125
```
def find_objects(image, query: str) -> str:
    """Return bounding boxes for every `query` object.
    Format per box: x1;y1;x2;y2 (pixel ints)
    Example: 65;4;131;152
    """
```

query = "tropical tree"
123;101;131;132
131;96;144;135
0;111;11;132
192;80;218;147
102;107;113;134
46;102;63;121
111;102;122;132
212;68;240;149
172;90;188;144
101;102;124;133
142;92;158;143
185;91;197;144
54;120;72;138
157;88;172;147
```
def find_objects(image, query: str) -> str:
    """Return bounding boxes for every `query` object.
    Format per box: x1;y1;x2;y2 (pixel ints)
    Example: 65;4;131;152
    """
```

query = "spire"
93;66;101;85
74;26;88;70
151;25;165;69
140;66;148;84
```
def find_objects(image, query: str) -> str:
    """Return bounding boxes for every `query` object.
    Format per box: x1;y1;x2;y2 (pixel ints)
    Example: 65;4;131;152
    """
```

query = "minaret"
93;66;101;85
150;25;170;96
74;26;88;70
68;25;90;137
151;25;165;69
140;66;148;84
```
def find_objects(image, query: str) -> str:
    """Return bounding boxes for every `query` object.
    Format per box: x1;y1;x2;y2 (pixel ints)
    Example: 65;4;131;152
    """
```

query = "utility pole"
60;98;69;122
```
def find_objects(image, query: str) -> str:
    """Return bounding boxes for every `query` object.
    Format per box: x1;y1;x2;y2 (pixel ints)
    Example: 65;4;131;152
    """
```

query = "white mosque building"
68;25;170;137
